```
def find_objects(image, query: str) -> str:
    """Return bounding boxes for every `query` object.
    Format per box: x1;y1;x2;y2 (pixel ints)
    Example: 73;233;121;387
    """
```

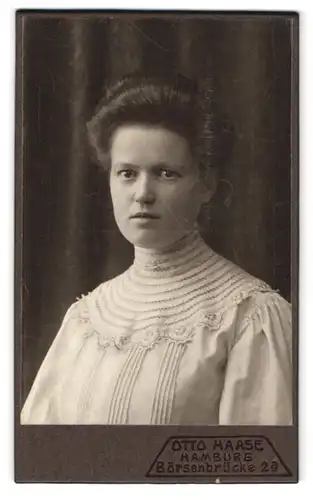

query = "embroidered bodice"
21;231;293;425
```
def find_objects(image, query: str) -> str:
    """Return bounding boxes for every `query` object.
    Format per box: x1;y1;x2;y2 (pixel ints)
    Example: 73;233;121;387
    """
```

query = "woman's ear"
200;167;217;203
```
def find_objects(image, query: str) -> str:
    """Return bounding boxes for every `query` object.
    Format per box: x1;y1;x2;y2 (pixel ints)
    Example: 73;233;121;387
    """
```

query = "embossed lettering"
255;440;264;451
172;440;181;451
213;439;224;451
156;461;164;473
197;440;206;451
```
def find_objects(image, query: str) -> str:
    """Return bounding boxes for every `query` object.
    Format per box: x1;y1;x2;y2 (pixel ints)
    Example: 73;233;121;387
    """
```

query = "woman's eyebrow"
152;162;185;170
113;162;187;172
113;162;139;169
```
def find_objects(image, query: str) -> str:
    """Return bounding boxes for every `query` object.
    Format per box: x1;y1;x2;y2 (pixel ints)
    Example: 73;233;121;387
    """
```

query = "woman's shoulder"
234;284;291;330
63;271;127;326
210;252;291;332
204;251;292;350
72;270;127;307
205;248;278;309
205;248;289;322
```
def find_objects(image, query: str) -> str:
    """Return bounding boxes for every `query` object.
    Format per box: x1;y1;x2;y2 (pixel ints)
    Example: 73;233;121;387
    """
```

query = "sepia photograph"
15;9;298;482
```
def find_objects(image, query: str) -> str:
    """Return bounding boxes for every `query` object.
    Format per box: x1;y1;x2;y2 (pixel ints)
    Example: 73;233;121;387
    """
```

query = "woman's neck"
132;228;212;277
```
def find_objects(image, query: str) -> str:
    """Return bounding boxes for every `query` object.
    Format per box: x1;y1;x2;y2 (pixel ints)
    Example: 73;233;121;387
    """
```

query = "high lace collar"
132;228;213;278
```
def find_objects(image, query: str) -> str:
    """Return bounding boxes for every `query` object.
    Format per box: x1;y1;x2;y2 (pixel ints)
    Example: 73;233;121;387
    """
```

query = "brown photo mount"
15;10;299;483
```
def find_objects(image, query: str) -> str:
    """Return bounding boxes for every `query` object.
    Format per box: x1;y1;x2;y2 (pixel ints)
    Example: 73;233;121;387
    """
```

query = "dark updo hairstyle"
86;73;234;176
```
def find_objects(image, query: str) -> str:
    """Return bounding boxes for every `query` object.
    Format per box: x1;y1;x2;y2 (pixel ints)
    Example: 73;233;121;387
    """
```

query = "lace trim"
87;320;198;351
72;281;272;351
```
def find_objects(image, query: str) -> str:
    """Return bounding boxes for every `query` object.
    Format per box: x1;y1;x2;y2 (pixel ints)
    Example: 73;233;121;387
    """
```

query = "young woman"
21;74;292;425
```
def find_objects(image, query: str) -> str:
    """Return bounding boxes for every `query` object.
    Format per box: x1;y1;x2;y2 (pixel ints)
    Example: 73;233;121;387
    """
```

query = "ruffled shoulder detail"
232;289;292;348
224;278;272;307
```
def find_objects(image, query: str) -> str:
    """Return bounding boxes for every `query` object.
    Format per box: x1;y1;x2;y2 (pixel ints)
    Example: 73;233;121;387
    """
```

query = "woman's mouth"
130;213;160;219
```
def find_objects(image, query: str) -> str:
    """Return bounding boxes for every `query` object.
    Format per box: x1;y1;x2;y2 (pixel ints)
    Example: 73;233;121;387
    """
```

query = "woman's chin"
121;227;188;250
128;235;169;250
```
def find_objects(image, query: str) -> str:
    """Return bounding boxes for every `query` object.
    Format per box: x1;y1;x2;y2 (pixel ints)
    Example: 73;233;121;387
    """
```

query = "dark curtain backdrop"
20;13;292;401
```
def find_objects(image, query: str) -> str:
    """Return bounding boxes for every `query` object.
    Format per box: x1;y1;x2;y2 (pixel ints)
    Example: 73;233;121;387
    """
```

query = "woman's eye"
118;169;135;179
159;169;181;179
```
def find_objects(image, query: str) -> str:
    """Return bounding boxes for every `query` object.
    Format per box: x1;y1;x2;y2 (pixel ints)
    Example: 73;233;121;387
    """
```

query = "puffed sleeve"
20;300;88;425
219;291;292;425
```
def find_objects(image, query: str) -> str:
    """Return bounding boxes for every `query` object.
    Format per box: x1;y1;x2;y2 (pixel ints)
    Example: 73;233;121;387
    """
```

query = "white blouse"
21;231;293;425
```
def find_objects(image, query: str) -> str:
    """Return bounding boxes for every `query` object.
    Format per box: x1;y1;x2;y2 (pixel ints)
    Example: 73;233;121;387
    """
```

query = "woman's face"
109;124;212;250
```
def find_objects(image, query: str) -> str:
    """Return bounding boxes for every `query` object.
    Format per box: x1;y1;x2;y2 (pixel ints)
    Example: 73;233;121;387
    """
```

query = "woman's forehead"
110;124;192;165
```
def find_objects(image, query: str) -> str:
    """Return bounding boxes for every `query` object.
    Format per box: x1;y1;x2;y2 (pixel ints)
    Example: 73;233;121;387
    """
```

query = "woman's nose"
134;175;155;204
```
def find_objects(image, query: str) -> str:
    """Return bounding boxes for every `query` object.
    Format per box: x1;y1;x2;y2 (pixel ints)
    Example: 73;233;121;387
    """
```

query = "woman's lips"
130;214;160;226
130;213;160;219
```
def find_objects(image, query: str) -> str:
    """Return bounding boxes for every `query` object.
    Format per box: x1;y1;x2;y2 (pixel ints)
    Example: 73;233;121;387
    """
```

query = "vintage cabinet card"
15;10;299;483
